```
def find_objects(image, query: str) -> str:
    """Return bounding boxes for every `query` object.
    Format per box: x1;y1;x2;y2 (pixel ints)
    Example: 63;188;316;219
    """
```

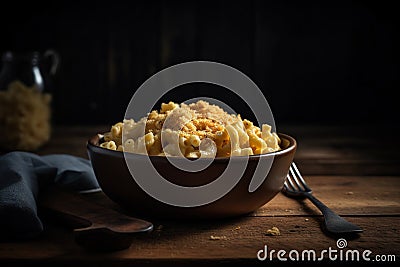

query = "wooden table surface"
1;123;399;266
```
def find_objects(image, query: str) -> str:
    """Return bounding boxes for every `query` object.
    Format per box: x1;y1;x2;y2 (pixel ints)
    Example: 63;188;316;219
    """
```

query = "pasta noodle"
99;100;281;158
0;80;51;151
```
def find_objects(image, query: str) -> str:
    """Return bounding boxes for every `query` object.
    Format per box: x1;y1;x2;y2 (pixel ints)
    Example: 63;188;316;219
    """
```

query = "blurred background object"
0;50;59;151
0;0;397;128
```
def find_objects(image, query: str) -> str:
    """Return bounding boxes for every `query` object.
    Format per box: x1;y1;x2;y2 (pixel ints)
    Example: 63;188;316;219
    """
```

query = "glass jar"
0;50;59;152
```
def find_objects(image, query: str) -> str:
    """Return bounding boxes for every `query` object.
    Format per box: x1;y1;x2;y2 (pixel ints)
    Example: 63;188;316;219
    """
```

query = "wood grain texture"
1;175;399;265
255;176;400;216
1;124;399;266
74;176;400;218
282;124;400;175
1;2;398;126
0;216;398;265
27;124;400;175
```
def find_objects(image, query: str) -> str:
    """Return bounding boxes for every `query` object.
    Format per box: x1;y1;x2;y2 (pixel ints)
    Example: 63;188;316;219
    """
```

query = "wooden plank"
194;1;255;121
49;6;110;125
159;1;197;68
0;217;398;264
255;176;400;216
73;176;400;217
0;175;398;265
36;125;109;159
105;2;162;124
4;124;400;175
293;159;400;176
197;1;254;74
279;124;400;175
81;176;400;217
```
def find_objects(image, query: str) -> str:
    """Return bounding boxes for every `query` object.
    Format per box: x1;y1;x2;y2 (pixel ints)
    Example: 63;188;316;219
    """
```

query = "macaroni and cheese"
99;100;281;158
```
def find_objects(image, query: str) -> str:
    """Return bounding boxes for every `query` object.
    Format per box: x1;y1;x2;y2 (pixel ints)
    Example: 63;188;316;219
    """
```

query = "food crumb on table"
265;226;281;236
210;235;227;240
304;218;309;222
346;191;354;195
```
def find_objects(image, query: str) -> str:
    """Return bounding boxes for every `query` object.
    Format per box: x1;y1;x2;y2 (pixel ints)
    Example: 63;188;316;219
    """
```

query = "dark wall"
0;0;398;126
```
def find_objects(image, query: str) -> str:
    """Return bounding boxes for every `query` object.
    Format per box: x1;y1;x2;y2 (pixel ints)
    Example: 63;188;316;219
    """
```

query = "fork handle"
304;192;362;234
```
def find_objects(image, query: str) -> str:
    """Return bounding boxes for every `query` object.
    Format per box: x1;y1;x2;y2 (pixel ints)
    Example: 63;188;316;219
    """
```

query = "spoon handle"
39;187;153;251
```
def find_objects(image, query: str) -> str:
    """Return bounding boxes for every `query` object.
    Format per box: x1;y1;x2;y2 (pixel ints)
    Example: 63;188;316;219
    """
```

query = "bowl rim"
87;132;296;162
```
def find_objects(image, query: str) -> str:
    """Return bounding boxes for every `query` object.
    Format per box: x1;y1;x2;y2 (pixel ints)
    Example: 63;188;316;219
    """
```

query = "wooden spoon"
38;187;153;251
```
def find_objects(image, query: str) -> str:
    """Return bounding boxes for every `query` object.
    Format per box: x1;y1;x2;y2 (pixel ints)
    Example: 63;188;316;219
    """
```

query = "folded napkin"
0;151;100;240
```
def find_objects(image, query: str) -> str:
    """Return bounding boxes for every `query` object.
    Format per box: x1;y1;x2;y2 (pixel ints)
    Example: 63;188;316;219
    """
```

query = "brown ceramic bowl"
87;133;296;220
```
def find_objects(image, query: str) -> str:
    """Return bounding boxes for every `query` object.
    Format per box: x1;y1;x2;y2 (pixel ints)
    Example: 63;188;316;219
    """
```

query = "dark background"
0;0;398;127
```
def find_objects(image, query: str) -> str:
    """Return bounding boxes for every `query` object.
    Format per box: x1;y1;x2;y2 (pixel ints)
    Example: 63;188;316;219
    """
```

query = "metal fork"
283;162;363;235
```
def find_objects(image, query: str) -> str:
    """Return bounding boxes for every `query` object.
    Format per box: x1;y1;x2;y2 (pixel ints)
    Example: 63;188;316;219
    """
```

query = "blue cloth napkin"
0;151;100;240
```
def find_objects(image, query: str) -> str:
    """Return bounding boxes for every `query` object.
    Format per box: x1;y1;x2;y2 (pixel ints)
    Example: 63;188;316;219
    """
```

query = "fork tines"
284;162;312;193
